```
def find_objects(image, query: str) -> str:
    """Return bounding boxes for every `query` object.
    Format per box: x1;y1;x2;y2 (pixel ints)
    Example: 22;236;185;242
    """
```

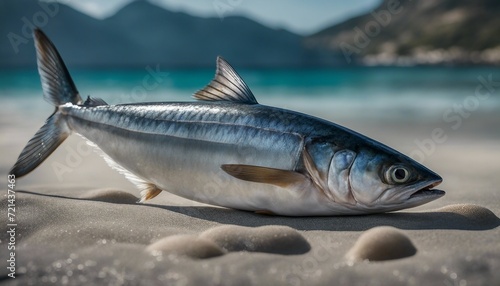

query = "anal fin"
140;183;163;203
81;136;163;203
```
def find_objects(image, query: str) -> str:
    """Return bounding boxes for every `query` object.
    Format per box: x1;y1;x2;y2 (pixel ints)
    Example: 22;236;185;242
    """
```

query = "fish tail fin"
9;28;81;178
9;113;70;177
34;28;82;106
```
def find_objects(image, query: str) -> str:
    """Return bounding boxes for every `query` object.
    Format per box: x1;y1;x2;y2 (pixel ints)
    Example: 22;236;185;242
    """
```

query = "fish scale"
66;103;305;148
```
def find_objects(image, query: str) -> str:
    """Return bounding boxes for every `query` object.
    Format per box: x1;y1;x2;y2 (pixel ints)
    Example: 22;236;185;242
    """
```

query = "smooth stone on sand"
79;189;139;204
345;226;416;262
436;204;500;226
146;235;225;259
199;225;310;255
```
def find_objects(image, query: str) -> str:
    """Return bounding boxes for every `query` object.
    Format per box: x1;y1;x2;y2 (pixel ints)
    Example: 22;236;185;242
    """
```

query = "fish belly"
66;110;323;213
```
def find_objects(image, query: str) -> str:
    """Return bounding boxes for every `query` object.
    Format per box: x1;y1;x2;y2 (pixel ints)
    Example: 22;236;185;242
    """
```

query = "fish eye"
386;165;410;184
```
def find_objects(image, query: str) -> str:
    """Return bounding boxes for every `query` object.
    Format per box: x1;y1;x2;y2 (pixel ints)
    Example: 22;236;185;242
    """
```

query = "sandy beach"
1;0;499;284
1;97;499;285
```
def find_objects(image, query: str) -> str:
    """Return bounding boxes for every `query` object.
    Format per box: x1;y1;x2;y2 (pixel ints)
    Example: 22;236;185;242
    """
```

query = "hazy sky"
61;0;380;35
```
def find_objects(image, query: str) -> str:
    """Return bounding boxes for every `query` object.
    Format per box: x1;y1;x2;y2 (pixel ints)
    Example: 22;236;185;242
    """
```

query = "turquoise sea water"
1;66;499;119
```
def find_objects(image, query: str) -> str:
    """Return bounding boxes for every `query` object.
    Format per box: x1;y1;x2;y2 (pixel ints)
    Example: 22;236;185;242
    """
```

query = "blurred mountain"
2;0;499;68
305;0;500;65
0;0;132;67
0;0;341;68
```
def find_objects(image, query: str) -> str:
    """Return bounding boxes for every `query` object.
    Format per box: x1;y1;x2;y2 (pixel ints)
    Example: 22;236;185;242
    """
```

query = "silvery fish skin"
10;29;444;216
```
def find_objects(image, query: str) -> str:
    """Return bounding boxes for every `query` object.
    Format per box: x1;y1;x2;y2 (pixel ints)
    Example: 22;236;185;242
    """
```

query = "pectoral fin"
221;164;306;188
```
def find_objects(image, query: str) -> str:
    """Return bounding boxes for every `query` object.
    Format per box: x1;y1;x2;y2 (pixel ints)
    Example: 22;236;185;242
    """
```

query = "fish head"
326;146;444;213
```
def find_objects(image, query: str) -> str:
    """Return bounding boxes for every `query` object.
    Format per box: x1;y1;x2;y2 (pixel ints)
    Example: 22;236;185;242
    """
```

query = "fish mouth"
368;178;445;213
407;180;445;201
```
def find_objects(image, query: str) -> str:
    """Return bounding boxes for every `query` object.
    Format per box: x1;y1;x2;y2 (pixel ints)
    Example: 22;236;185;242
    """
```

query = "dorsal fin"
83;96;108;107
193;56;258;104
